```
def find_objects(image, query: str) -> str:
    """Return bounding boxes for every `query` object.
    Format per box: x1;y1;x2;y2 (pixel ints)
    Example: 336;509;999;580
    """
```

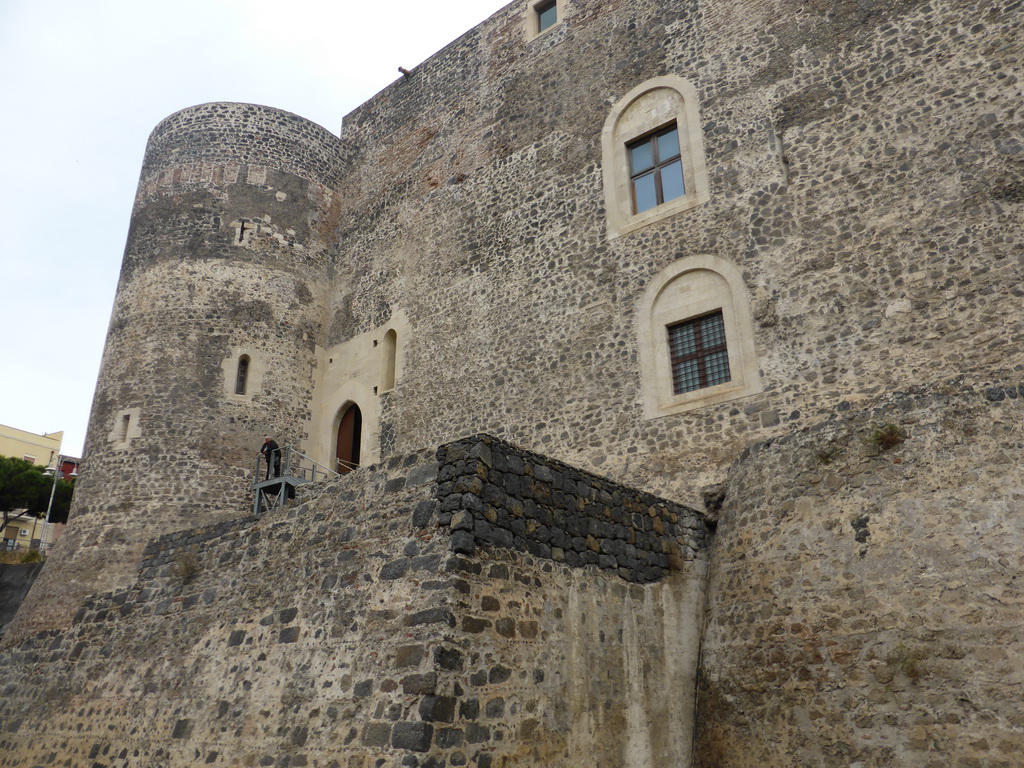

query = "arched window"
638;255;761;418
235;355;250;395
602;75;710;239
381;329;398;391
336;403;362;474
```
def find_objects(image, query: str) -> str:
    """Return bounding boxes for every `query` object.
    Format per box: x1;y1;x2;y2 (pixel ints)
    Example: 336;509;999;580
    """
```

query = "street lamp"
42;455;76;550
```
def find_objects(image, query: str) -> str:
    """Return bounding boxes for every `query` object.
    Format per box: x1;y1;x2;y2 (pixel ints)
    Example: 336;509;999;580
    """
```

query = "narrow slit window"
628;124;685;214
381;330;397;391
235;355;250;395
668;311;731;394
118;414;131;442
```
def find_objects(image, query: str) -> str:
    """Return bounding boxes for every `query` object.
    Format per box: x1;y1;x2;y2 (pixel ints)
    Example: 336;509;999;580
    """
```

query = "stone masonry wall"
6;0;1021;763
423;543;707;768
7;104;348;645
0;437;709;768
0;563;42;635
435;435;709;583
695;383;1024;768
328;0;1022;511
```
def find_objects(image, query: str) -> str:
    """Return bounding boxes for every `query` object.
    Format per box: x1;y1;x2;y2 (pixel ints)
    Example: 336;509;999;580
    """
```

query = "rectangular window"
668;311;731;394
628;124;685;214
535;0;558;32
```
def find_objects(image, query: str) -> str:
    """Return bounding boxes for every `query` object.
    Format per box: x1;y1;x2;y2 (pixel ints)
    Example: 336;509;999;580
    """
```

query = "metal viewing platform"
252;447;352;515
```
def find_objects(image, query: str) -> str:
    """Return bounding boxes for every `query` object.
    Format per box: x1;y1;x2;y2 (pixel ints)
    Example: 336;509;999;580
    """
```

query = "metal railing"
252;446;350;515
253;446;341;487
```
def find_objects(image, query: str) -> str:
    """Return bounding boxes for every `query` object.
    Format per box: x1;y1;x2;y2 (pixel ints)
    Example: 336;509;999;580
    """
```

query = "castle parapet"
137;102;349;208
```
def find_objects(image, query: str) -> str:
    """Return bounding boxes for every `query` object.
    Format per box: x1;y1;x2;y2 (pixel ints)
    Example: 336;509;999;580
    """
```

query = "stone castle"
2;0;1022;765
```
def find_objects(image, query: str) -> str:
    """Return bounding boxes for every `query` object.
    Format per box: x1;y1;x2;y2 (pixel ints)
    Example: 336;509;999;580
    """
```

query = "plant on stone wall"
868;423;906;451
886;643;928;682
171;551;200;585
814;445;841;465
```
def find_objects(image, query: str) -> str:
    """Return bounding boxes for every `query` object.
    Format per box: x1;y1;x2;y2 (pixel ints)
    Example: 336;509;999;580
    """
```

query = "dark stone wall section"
0;564;43;636
0;439;708;766
434;434;710;583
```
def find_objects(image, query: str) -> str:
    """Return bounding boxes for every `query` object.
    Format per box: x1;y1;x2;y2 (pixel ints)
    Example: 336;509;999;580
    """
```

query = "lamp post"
42;455;77;550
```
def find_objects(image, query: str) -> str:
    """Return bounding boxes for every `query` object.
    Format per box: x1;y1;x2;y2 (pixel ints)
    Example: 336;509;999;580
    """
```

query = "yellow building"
0;424;63;468
2;518;64;552
1;425;74;553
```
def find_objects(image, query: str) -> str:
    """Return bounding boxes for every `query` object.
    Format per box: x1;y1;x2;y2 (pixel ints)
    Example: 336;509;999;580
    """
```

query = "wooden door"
336;404;362;474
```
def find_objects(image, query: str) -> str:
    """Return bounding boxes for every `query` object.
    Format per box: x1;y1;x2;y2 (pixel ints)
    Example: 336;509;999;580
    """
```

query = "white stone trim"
525;0;565;40
108;407;142;448
638;255;761;418
602;75;710;239
329;387;377;473
222;349;267;402
305;309;411;471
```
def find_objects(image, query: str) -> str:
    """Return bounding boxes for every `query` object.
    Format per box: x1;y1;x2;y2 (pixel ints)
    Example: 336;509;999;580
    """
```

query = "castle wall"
0;437;709;768
324;0;1021;509
0;564;42;632
696;385;1024;767
6;104;349;642
3;0;1021;762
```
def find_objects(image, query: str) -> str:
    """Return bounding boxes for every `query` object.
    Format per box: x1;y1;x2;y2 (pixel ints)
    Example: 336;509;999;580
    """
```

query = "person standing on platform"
261;436;281;480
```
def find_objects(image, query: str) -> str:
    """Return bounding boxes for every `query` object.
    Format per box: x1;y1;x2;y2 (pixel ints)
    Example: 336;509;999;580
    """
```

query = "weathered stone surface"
0;445;709;767
402;673;438;696
3;0;1022;765
436;436;706;583
418;695;456;723
391;721;434;752
696;391;1024;767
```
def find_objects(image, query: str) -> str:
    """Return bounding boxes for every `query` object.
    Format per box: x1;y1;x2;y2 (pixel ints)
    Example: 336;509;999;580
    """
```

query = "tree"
0;456;75;535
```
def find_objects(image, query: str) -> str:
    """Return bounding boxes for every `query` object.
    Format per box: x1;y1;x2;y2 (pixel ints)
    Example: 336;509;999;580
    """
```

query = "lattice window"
668;311;731;394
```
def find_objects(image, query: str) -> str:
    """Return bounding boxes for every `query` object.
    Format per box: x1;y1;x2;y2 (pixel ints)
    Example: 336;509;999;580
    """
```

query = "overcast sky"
0;0;512;458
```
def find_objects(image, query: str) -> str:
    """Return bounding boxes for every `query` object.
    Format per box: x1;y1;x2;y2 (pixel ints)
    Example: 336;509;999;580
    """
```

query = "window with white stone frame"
223;349;265;402
602;76;710;239
638;255;761;418
108;407;142;447
526;0;564;40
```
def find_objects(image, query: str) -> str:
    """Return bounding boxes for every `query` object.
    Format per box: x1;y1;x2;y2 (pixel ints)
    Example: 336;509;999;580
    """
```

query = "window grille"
668;311;731;394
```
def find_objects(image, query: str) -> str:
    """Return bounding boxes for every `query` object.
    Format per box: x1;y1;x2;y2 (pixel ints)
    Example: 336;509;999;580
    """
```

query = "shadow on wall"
0;562;44;636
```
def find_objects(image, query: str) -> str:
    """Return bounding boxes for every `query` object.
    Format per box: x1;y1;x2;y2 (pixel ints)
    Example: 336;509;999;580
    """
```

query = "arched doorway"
336;403;362;474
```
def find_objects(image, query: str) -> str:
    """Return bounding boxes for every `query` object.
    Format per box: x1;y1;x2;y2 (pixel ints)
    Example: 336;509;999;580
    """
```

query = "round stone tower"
11;103;347;639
